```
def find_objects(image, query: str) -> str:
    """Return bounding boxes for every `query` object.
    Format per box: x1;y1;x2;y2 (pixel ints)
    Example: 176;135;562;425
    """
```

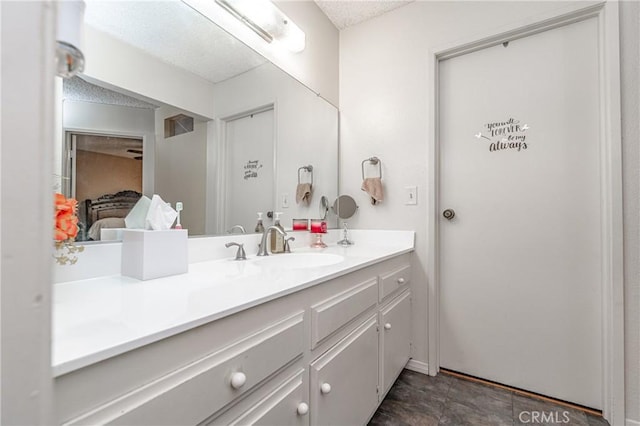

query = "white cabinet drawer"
310;278;378;349
215;369;308;426
380;291;411;394
65;312;304;426
379;264;411;301
310;315;379;426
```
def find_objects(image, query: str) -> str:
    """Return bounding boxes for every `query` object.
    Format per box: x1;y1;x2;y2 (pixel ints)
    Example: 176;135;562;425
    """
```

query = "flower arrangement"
54;192;84;265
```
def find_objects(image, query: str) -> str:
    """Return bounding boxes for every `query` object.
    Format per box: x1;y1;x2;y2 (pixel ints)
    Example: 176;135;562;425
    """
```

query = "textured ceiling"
314;0;414;30
82;0;413;85
76;134;144;160
84;1;267;84
64;76;158;109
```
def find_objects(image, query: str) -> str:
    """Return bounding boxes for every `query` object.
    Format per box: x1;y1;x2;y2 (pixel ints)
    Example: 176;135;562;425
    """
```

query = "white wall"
82;25;216;119
183;0;339;106
619;1;640;422
275;0;339;105
154;106;207;235
339;1;639;423
62;101;156;197
211;63;339;232
1;1;55;423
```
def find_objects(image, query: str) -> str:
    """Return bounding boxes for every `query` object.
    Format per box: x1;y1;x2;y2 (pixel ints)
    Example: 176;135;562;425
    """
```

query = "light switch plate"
405;186;417;205
282;193;289;208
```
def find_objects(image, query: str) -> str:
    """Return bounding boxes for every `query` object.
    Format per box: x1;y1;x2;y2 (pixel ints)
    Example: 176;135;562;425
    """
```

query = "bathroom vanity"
52;230;414;425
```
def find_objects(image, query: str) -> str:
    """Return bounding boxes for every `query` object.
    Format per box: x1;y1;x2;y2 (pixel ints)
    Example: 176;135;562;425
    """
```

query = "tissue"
125;195;151;229
146;195;178;230
125;194;178;230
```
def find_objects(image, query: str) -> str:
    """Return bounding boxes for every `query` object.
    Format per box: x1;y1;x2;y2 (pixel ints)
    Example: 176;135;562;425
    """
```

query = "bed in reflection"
78;190;142;241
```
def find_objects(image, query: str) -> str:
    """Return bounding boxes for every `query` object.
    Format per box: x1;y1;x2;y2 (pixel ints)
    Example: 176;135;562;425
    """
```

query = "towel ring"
361;157;382;180
298;165;313;185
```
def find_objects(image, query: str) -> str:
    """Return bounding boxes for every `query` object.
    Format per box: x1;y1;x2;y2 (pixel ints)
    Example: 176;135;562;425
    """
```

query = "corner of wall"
619;1;640;423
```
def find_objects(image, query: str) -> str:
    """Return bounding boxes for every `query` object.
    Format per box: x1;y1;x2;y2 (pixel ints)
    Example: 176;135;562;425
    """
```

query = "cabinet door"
310;315;378;426
380;291;411;394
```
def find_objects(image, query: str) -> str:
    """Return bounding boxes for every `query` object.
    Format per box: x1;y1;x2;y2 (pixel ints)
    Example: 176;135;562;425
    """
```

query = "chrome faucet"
227;225;246;234
257;226;287;256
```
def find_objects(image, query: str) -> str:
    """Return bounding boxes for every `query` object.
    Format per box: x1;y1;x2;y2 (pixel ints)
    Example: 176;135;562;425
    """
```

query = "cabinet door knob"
397;277;406;284
297;402;309;416
230;372;247;389
384;323;392;330
320;382;332;394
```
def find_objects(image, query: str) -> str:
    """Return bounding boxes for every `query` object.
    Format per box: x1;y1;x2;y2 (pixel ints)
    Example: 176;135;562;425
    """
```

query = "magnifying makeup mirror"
332;195;358;219
332;195;358;245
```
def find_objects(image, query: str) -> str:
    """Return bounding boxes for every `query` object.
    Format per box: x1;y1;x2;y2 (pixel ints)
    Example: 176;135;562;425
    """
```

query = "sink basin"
253;253;345;269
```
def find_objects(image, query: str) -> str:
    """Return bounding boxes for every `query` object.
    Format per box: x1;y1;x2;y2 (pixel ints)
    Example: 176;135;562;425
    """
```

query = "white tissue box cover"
101;228;126;241
121;229;188;280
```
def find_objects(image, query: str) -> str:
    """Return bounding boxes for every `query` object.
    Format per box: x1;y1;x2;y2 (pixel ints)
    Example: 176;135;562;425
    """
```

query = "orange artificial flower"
54;193;79;241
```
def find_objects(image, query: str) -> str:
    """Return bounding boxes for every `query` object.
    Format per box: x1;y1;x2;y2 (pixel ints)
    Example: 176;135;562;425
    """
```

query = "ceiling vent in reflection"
164;114;194;138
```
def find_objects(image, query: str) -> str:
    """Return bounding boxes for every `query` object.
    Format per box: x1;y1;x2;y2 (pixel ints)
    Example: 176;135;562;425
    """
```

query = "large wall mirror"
56;0;339;242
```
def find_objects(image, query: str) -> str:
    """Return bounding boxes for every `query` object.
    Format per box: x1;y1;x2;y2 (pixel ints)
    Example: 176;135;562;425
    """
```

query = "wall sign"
243;160;263;180
475;118;529;152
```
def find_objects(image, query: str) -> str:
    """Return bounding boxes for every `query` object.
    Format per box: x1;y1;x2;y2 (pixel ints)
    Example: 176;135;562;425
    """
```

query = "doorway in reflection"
64;132;143;241
224;107;275;234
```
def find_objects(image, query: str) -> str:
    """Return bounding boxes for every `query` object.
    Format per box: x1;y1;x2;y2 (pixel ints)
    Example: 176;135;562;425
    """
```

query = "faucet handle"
284;237;295;253
227;225;246;234
225;242;247;260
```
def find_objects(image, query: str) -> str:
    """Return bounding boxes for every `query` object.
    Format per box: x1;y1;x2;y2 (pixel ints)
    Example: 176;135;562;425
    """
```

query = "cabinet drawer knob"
297;402;309;415
230;372;247;389
397;277;406;284
320;382;332;394
384;323;392;330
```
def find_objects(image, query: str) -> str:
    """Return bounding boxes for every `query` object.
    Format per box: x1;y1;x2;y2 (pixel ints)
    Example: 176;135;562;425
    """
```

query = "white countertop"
53;230;415;376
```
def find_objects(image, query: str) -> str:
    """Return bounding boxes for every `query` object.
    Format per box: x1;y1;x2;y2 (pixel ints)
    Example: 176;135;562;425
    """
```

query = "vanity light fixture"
55;0;86;78
214;0;306;53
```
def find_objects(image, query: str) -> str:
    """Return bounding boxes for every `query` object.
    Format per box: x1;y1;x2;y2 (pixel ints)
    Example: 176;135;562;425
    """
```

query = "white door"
439;18;602;408
225;108;275;233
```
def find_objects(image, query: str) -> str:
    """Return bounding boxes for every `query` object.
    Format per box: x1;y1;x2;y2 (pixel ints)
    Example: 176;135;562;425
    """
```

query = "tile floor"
369;370;609;426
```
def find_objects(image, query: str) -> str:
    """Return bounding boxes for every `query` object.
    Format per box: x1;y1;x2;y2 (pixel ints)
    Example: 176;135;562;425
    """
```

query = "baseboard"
627;419;640;426
405;359;430;375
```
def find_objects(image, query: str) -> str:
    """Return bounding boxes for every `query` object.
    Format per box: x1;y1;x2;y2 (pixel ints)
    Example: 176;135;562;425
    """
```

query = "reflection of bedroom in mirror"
63;132;143;242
